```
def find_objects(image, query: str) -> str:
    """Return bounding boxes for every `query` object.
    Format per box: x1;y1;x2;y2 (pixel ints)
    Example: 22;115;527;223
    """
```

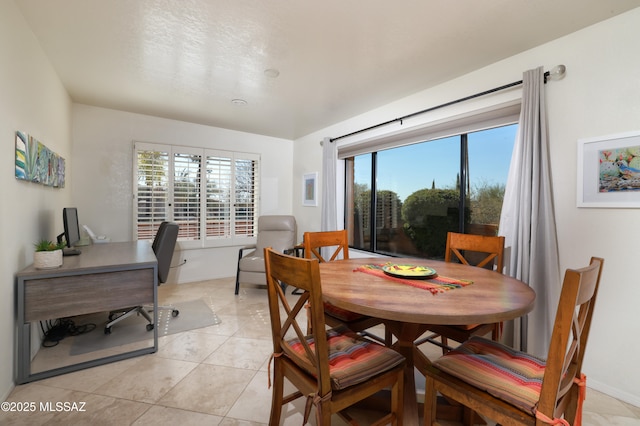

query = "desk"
15;241;158;384
319;257;535;426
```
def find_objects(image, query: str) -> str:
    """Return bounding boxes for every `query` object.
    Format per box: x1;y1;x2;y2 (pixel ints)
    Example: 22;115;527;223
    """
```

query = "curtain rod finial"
321;137;334;146
548;64;566;80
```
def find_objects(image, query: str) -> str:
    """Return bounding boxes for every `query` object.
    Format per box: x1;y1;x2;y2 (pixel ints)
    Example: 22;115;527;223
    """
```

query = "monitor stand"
58;233;82;256
63;247;81;256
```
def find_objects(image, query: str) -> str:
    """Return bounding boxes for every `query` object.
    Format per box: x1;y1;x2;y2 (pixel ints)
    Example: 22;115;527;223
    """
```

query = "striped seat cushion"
323;301;368;322
287;326;404;390
433;336;545;414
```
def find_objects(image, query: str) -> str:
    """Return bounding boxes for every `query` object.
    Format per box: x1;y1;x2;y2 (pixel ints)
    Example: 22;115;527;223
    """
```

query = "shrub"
402;188;469;257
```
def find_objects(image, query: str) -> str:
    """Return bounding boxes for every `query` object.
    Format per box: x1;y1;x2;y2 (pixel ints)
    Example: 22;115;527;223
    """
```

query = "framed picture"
15;130;65;187
577;130;640;207
302;172;318;206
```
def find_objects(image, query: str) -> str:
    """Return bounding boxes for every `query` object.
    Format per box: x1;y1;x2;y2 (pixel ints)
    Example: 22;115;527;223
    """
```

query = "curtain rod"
329;65;565;143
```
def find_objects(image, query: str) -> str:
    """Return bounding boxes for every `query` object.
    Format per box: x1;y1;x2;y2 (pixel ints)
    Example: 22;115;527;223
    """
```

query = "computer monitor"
62;207;81;248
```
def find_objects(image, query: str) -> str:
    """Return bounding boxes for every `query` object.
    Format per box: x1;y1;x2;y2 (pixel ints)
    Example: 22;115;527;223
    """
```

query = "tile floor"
2;278;639;425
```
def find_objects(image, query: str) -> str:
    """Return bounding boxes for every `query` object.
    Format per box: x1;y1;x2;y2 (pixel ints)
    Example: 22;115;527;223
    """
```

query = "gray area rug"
69;299;221;356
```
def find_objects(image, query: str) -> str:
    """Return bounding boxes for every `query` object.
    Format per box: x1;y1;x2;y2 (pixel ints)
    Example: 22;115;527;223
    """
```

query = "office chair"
105;221;180;334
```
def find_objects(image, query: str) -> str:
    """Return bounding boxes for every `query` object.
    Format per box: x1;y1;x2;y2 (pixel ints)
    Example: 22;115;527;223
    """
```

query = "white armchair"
235;215;297;294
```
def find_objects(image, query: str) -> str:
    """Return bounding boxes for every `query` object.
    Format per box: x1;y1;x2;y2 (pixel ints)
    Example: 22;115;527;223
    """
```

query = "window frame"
342;102;519;256
337;101;520;160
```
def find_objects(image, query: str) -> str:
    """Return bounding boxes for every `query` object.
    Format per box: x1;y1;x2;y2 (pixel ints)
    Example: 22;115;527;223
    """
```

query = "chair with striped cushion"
415;232;505;353
303;230;389;345
264;247;405;425
421;257;604;426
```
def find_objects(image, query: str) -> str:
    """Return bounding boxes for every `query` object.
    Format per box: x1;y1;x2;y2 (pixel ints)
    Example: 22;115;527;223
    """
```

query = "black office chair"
105;222;180;334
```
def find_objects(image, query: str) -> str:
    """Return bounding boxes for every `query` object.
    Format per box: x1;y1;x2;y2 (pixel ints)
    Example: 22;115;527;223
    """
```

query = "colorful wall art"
15;131;65;188
578;130;640;207
598;146;640;192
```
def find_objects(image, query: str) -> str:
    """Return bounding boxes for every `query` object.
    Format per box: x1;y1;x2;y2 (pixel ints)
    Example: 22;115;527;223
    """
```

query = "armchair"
234;215;297;294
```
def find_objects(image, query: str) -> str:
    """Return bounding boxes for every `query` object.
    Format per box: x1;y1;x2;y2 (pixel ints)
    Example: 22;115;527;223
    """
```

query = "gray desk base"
15;241;158;384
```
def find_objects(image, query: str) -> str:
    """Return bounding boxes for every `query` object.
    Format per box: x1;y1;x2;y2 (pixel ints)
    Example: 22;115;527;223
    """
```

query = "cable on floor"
40;318;96;347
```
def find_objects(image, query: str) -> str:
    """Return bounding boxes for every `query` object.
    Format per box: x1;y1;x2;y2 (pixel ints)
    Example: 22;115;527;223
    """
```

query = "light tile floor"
2;278;639;425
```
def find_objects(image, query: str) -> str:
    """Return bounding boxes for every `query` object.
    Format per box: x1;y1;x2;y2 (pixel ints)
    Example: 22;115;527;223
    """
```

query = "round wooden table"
319;257;536;425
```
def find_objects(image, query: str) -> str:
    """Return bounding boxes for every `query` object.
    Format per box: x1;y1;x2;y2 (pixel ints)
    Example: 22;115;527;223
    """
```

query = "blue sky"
355;124;517;201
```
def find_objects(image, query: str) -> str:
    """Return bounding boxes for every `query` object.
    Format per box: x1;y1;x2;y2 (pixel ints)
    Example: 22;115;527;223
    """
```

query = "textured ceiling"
15;0;640;140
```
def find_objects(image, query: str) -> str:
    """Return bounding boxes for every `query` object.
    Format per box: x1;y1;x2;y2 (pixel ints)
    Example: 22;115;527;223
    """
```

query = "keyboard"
63;248;81;256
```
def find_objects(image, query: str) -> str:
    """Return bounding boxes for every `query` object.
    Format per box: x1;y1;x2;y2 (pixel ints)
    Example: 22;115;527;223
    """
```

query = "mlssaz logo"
39;401;86;412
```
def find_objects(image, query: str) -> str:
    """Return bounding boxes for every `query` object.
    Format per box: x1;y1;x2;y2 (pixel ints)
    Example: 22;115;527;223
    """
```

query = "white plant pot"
34;249;63;269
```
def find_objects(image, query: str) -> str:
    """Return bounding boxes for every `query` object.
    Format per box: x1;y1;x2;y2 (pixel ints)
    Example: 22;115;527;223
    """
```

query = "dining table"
318;257;536;426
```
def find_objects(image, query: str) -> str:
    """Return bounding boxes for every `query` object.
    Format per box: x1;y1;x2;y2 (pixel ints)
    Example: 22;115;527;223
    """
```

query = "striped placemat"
354;262;473;294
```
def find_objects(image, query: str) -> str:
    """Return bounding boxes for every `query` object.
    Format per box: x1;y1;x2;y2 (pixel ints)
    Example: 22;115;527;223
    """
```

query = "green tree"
469;181;505;226
402;188;468;257
137;151;167;187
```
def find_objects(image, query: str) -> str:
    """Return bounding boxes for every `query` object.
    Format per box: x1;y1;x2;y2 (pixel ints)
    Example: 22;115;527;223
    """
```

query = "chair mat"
68;299;221;355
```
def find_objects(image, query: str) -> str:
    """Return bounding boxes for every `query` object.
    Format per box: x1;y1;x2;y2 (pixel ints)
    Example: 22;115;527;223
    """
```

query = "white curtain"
321;137;337;232
499;67;561;357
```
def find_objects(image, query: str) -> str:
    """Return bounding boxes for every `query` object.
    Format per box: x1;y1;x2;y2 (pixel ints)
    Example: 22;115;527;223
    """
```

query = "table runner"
354;262;473;294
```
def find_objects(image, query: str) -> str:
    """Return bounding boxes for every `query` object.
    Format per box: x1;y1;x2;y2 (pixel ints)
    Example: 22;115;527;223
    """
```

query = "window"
134;142;260;248
345;124;516;258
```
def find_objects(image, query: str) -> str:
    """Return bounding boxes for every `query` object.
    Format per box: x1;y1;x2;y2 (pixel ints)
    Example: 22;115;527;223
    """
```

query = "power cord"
170;259;187;268
40;318;97;347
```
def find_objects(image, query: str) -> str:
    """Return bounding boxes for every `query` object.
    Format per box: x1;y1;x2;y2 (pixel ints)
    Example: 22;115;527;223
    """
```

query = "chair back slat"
303;230;349;263
445;232;505;272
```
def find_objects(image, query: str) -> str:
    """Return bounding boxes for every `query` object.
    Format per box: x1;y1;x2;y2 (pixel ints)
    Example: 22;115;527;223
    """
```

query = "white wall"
0;1;73;400
71;104;294;284
293;9;640;406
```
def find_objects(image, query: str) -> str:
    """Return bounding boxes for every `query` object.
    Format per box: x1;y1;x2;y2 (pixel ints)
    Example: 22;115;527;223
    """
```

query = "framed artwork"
15;131;28;180
302;172;318;206
15;131;65;187
577;130;640;207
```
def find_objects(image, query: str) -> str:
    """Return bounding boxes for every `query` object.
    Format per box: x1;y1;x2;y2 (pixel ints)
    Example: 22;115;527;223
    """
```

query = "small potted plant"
33;239;65;269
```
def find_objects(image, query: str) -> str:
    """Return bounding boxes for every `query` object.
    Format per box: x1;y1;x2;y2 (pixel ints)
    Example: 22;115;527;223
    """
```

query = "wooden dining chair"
421;257;604;426
415;232;505;353
303;230;389;345
264;247;405;425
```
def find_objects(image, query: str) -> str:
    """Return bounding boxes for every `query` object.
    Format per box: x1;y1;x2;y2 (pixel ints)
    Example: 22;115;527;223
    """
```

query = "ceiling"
15;1;640;140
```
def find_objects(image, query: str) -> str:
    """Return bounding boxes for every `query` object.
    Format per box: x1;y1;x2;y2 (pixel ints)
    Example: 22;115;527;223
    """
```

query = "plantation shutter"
173;149;202;240
234;155;259;237
134;142;260;246
205;154;232;238
134;143;169;240
205;151;259;240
